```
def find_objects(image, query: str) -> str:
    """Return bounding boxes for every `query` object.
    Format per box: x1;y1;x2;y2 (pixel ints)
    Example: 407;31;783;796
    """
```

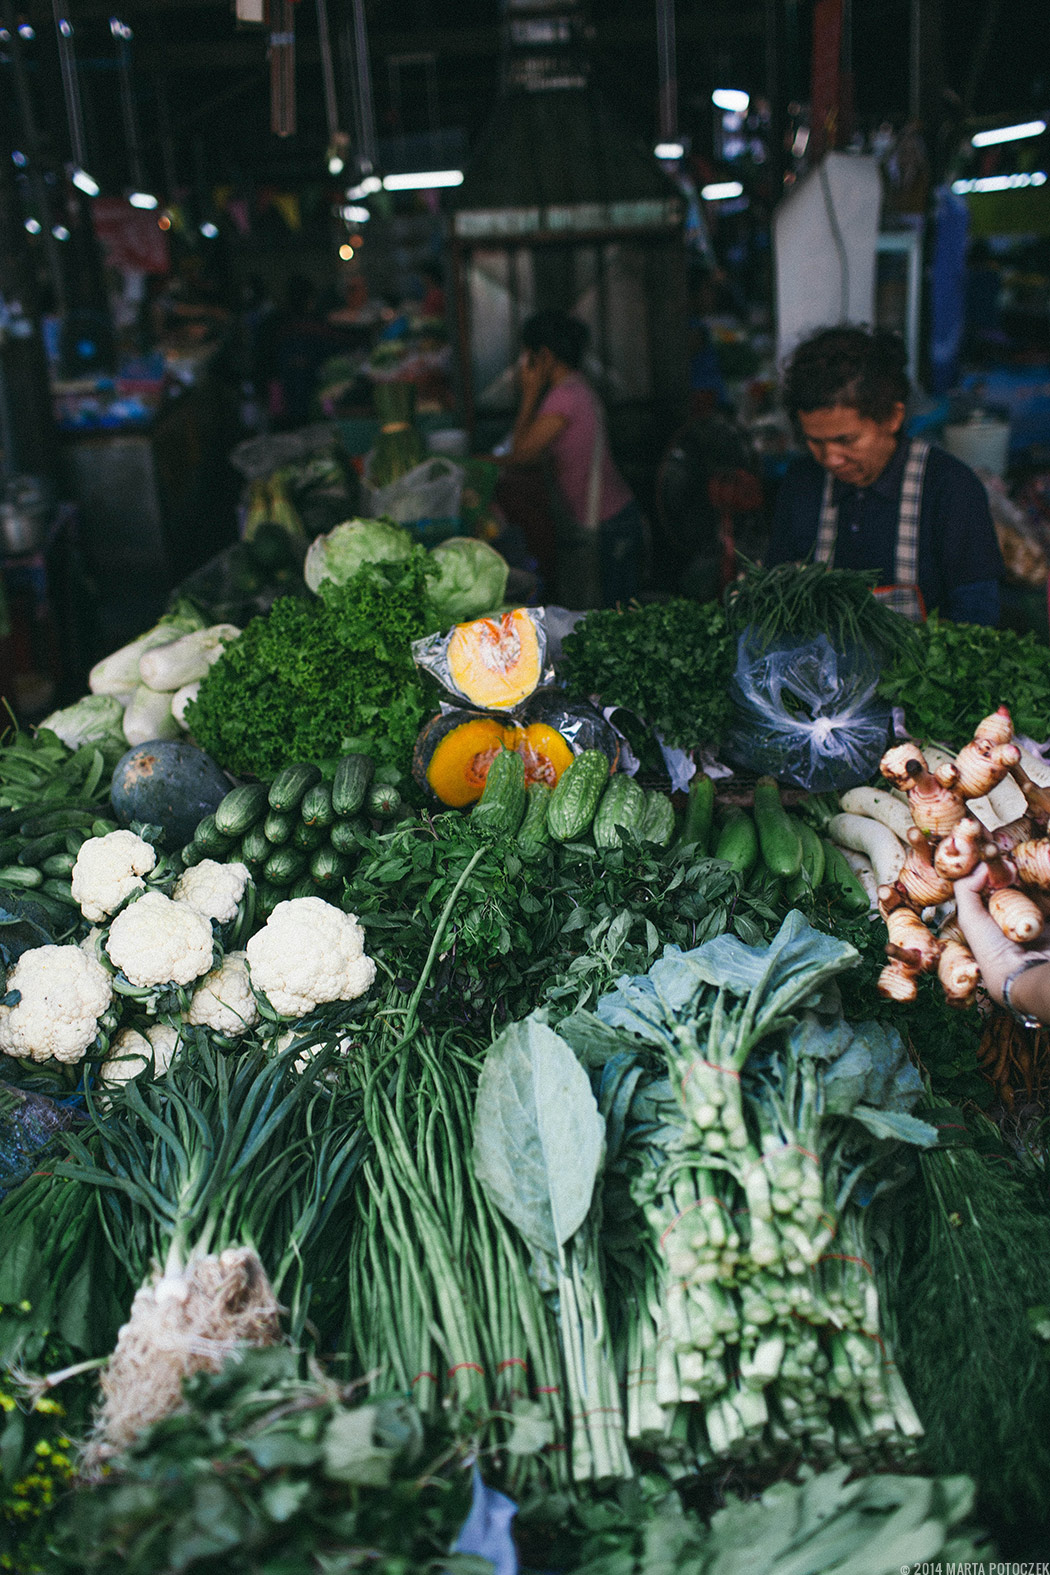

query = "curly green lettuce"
185;552;433;778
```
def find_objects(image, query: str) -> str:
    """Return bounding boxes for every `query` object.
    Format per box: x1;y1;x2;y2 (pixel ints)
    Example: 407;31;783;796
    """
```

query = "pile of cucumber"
0;803;119;917
0;729;118;922
472;746;676;856
180;752;401;916
686;773;870;912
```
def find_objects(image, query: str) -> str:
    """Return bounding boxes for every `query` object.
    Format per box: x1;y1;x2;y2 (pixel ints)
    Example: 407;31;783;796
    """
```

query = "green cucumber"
16;829;78;867
0;864;44;889
300;781;335;829
41;851;77;879
17;804;101;838
638;789;676;848
821;837;871;913
263;846;307;886
679;772;716;852
518;781;553;859
193;813;234;857
268;761;321;813
547;750;610;843
214;782;270;838
240;824;272;867
289;874;319;901
713;808;759;875
293;817;328;852
785;819;827;902
753;777;803;880
472;747;527;836
310;846;350;886
40;878;79;906
367;783;402;820
329;818;363;857
264;807;298;845
331;752;375;818
179;840;208;869
592;774;646;850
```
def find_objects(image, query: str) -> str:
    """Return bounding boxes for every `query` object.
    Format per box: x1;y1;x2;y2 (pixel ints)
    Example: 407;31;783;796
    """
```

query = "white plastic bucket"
943;414;1011;476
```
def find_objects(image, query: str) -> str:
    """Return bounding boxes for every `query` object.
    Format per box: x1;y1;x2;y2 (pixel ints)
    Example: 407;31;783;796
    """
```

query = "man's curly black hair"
783;325;910;422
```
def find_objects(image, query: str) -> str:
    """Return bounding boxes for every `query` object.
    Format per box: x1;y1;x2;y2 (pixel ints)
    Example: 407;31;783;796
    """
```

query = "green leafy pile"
343;813;777;1032
185;553;434;778
878;613;1050;746
45;1347;479;1575
886;1120;1050;1536
558;599;735;751
724;559;919;661
567;1467;987;1574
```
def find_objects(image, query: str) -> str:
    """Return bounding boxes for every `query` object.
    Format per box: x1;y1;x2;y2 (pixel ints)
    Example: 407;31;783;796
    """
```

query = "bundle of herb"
878;613;1050;747
725;559;919;662
558;599;735;752
885;1115;1050;1535
185;552;434;779
46;1346;483;1575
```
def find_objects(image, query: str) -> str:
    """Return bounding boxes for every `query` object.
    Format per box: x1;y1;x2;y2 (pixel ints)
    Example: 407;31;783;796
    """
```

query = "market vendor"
765;326;1004;625
504;309;644;609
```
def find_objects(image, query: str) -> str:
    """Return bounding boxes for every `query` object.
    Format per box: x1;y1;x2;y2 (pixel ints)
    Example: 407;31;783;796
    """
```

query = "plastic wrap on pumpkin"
413;607;549;711
413;694;616;808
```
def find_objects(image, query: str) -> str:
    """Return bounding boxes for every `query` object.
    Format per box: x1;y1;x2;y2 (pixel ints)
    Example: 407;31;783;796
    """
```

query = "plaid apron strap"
894;438;929;588
815;468;838;564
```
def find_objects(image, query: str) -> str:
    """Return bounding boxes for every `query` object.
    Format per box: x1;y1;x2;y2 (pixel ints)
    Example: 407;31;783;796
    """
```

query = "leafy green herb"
559;600;735;752
45;1346;480;1575
879;613;1050;746
725;558;919;661
185;553;435;779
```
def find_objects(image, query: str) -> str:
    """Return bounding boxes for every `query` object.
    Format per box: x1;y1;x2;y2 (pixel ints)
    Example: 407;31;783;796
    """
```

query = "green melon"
111;741;233;850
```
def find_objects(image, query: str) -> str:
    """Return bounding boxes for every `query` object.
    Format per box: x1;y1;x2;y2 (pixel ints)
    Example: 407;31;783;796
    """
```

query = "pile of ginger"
876;706;1050;1006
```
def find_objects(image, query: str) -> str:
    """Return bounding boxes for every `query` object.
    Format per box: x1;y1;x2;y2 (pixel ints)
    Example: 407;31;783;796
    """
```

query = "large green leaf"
473;1017;605;1259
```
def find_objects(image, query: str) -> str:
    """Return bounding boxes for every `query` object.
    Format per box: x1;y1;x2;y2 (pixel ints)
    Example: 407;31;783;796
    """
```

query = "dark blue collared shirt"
766;439;1004;625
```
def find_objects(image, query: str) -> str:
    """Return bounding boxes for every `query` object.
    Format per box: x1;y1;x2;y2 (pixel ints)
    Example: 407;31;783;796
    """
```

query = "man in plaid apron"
766;326;1003;625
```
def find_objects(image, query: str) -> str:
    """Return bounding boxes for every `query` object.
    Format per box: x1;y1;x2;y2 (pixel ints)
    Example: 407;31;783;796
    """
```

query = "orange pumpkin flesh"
517;721;575;788
425;717;510;806
445;609;542;710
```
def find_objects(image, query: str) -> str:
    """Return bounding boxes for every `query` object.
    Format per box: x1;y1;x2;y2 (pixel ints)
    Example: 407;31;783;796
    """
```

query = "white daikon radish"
838;846;879;909
827;812;906;887
838;786;916;842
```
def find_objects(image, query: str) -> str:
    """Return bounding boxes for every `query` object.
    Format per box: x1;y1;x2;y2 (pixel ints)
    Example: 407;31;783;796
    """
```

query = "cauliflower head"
173;860;251;924
0;944;113;1063
246;897;376;1018
185;950;259;1036
274;1026;352;1075
105;890;215;989
101;1023;181;1087
72;830;157;923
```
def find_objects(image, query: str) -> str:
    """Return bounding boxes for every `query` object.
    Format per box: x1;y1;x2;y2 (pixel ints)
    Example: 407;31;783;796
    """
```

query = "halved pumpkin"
413;711;512;807
515;721;574;788
445;608;542;711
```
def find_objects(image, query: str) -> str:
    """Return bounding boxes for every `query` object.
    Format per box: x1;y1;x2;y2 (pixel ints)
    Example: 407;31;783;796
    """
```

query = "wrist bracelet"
1002;956;1047;1029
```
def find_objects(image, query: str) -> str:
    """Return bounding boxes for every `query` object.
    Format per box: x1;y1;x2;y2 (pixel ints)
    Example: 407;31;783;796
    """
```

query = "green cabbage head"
304;517;413;593
426;536;509;629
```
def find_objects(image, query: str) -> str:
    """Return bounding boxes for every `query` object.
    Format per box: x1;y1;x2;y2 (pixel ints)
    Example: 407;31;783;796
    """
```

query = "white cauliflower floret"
185;951;259;1036
0;944;113;1063
71;830;157;923
101;1023;180;1087
173;860;251;924
246;897;376;1018
105;890;215;989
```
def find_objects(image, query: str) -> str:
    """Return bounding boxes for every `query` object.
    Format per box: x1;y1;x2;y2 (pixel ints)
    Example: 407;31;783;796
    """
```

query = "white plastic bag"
724;632;891;792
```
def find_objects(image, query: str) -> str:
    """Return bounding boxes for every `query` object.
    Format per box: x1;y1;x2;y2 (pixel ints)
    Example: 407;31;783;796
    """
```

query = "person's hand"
953;863;1050;1005
517;350;547;404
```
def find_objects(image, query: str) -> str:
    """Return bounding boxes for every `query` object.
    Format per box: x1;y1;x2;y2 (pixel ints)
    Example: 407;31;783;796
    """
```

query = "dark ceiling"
2;0;1047;198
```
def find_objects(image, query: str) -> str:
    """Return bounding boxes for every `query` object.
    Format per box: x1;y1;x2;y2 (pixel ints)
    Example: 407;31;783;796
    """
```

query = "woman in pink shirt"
507;310;644;608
